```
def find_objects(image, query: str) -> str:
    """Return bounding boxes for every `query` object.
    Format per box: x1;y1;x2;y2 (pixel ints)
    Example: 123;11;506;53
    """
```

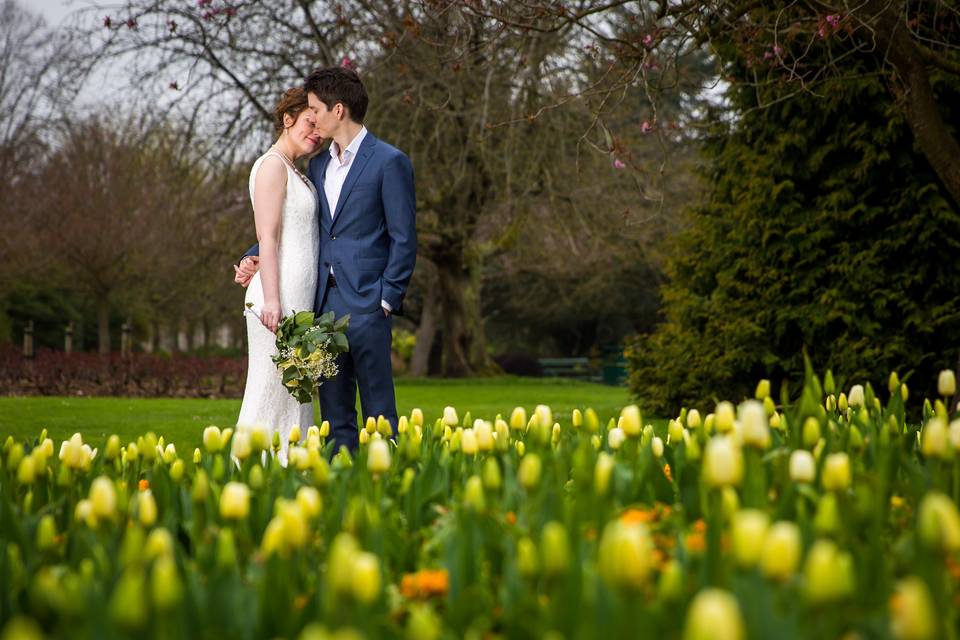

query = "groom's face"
308;92;341;138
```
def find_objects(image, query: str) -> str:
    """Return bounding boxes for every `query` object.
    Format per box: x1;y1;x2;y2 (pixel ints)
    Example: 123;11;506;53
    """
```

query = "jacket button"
331;235;337;240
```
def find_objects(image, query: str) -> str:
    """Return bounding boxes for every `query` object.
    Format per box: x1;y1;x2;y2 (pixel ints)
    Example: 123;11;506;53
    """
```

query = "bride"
235;87;320;465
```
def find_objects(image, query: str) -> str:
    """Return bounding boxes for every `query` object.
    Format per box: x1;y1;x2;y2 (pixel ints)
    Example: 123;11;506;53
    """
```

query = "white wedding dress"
237;150;319;465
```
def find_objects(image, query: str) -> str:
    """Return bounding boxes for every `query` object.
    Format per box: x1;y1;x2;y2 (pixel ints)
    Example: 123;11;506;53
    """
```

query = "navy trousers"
318;285;398;456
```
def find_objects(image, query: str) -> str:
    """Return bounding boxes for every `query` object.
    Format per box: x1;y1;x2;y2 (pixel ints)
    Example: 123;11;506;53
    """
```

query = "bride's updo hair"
273;87;310;135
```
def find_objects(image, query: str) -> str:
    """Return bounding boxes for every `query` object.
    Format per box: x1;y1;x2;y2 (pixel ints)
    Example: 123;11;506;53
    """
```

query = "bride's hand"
261;299;281;333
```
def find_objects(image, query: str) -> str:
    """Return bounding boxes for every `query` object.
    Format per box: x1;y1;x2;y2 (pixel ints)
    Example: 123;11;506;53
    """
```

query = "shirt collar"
329;126;368;164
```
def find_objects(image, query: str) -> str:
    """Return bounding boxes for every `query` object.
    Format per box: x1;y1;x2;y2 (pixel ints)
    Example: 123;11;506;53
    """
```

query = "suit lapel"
309;152;333;233
331;133;377;230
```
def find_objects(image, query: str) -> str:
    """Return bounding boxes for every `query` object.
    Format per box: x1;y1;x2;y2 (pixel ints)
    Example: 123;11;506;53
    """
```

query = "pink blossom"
613;158;626;170
197;0;212;6
126;18;137;29
341;56;352;68
641;120;653;134
642;33;653;47
773;45;783;56
826;14;840;27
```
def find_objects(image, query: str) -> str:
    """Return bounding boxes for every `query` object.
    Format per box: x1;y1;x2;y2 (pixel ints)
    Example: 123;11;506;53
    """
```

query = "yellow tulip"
89;476;117;520
350;552;381;604
683;588;744;640
703;436;743;488
731;509;769;567
760;521;801;581
598;521;653;590
367;439;391;474
219;482;251;520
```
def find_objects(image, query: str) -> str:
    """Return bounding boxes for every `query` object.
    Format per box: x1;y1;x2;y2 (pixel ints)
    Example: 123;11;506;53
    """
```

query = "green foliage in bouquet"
248;305;350;403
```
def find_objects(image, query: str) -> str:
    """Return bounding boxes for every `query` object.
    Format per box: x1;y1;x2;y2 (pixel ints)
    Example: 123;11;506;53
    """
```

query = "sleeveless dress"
236;150;319;465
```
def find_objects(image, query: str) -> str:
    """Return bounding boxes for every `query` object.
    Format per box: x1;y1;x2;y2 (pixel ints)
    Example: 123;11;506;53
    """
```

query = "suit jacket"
243;132;417;315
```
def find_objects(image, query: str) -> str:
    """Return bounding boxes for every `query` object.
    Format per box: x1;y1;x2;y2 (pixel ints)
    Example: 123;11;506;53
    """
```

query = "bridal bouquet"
246;304;350;403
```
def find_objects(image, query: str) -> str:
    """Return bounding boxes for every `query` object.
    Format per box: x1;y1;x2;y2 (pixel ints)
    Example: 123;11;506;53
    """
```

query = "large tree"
84;0;705;375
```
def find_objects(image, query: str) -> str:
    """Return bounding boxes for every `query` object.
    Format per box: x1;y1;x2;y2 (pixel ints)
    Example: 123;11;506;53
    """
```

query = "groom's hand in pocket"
233;256;260;287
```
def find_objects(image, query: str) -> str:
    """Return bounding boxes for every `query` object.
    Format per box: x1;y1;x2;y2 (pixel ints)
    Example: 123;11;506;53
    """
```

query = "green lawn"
0;377;633;450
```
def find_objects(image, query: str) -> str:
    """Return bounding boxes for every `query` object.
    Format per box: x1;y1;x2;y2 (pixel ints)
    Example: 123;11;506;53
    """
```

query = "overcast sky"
30;0;85;25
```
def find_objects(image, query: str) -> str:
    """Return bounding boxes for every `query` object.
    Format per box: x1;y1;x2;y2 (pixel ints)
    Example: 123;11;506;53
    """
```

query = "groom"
235;67;417;455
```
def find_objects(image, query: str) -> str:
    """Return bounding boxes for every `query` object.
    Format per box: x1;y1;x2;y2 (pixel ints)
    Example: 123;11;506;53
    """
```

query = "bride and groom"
233;66;416;463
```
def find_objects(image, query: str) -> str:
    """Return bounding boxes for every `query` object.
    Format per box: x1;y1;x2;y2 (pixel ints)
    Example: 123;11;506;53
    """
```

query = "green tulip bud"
518;454;542;490
540;522;570;577
658;559;684;601
516;537;538;577
918;492;960;553
594;452;615;496
248;464;265;489
814;493;839;535
482;458;502;491
406;604;441;640
109;569;148;629
150;554;183;610
755;379;770;400
463;476;486;512
216;528;237;569
802;417;821;448
36;515;57;552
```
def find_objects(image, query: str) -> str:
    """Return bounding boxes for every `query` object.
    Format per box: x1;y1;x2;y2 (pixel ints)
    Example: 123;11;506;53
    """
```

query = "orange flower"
505;511;517;525
400;569;449;599
948;555;960;580
621;508;658;525
293;594;309;610
619;503;672;526
663;463;672;482
685;531;706;553
138;479;149;491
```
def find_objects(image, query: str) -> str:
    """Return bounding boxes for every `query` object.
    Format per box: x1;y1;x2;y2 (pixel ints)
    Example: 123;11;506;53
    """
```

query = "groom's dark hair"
304;67;368;123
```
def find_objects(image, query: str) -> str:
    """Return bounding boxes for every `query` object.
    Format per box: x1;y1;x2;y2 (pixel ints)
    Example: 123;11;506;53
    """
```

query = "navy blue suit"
243;132;416;455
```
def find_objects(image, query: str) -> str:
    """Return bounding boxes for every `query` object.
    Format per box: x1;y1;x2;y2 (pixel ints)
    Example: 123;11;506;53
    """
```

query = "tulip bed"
1;366;959;639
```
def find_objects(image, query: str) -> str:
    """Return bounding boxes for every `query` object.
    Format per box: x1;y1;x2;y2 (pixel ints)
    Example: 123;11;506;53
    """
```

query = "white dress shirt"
324;127;391;313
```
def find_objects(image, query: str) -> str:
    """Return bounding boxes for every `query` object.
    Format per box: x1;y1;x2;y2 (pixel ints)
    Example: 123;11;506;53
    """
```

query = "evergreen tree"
629;64;960;414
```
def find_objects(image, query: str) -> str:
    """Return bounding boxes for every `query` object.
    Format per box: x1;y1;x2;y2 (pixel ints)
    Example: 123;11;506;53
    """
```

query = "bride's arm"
252;156;287;332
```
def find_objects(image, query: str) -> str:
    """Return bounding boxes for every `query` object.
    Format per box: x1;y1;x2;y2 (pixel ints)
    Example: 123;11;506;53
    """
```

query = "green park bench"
537;348;627;386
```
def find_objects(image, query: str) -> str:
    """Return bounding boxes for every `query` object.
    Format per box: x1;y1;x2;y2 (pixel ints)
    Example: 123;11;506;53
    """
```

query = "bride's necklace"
270;145;312;187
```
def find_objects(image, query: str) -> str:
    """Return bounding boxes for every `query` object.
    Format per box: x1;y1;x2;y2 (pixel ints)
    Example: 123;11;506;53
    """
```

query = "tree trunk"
868;1;960;206
97;296;110;355
409;268;439;377
433;251;494;377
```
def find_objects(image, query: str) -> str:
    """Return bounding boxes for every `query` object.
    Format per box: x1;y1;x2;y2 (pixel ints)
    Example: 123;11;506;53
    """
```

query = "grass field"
0;376;633;450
